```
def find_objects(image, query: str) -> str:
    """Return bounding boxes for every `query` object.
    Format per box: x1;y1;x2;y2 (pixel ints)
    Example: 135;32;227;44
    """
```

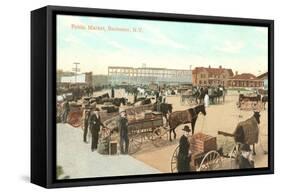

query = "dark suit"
238;155;254;169
88;113;104;151
62;101;70;123
83;111;90;142
177;135;191;172
118;116;129;154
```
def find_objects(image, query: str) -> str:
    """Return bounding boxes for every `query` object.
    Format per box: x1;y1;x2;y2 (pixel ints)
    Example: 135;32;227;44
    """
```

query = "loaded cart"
217;113;261;169
127;111;169;154
104;110;169;155
171;132;222;172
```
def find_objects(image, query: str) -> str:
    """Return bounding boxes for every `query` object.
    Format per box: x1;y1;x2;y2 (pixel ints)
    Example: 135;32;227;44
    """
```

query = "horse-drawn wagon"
171;111;261;172
127;111;168;154
180;89;197;105
104;108;169;154
237;93;263;111
171;132;222;172
217;112;261;168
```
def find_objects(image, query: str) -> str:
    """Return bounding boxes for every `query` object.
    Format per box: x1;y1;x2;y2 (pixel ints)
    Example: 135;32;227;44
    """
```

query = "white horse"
137;87;145;96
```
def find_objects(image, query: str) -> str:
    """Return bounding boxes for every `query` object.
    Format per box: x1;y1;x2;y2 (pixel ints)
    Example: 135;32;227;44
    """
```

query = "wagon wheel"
67;111;82;128
170;145;179;173
151;127;169;147
229;143;242;169
198;151;222;171
128;132;143;155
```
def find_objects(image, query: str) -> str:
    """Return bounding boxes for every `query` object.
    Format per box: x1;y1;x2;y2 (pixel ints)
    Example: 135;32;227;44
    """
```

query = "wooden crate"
190;133;217;153
109;141;118;155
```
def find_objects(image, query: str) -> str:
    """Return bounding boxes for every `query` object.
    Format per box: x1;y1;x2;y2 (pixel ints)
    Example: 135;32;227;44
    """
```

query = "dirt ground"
102;90;268;172
132;94;268;172
93;89;268;173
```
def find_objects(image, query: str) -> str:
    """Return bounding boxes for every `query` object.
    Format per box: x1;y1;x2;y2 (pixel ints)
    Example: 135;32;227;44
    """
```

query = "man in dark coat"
238;144;255;169
62;100;70;123
118;111;129;154
177;126;191;172
83;108;90;143
111;87;115;98
88;108;105;151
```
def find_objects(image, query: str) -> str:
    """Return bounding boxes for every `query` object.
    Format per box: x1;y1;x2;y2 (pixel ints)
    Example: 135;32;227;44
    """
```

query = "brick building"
192;66;234;86
257;72;268;89
228;72;264;88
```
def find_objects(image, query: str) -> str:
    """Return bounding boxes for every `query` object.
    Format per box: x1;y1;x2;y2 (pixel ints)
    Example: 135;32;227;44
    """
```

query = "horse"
208;87;223;104
167;104;207;141
198;88;207;104
134;97;152;105
137;87;146;96
124;86;138;95
181;89;198;105
234;111;260;155
94;93;110;104
153;103;173;120
102;98;127;107
214;88;224;104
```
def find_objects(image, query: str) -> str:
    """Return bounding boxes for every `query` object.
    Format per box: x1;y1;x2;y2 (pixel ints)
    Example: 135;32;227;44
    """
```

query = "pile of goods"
127;112;145;123
100;104;119;113
125;104;154;115
127;111;162;124
190;132;217;153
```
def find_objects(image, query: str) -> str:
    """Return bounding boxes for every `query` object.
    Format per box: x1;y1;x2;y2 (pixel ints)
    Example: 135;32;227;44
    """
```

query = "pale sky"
57;15;268;76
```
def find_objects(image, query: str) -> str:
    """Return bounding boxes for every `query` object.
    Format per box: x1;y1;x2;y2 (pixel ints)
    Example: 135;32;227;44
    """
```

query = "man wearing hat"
177;125;191;172
118;110;129;154
82;99;91;143
238;144;255;169
62;99;70;123
88;108;105;151
83;107;91;143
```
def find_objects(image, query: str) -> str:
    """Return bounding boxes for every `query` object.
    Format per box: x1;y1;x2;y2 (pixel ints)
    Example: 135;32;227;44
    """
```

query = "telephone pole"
72;62;80;84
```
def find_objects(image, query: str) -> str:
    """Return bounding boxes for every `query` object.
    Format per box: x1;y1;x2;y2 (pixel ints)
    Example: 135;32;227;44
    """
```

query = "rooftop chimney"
219;65;222;69
235;71;238;75
209;65;211;68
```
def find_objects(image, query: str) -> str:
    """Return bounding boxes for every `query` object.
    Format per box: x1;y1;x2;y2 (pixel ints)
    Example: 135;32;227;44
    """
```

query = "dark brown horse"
102;97;127;106
168;104;206;141
218;112;260;155
94;93;110;104
153;102;173;120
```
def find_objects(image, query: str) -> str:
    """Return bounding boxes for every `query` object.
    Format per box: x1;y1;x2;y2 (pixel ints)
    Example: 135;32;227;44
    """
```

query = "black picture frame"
31;5;274;188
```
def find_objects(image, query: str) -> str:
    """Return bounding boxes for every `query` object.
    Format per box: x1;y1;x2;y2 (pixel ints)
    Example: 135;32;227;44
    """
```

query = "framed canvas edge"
35;5;274;188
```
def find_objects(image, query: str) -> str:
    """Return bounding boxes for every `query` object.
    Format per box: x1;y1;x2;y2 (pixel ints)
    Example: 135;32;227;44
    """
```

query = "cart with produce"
104;109;169;154
171;132;222;172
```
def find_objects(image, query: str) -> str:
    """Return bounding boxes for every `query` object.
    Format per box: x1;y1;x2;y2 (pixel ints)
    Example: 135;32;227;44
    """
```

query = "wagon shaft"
218;130;235;137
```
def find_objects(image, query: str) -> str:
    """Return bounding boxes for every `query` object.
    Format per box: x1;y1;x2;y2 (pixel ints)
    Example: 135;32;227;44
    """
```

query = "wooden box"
109;141;118;155
190;133;217;153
